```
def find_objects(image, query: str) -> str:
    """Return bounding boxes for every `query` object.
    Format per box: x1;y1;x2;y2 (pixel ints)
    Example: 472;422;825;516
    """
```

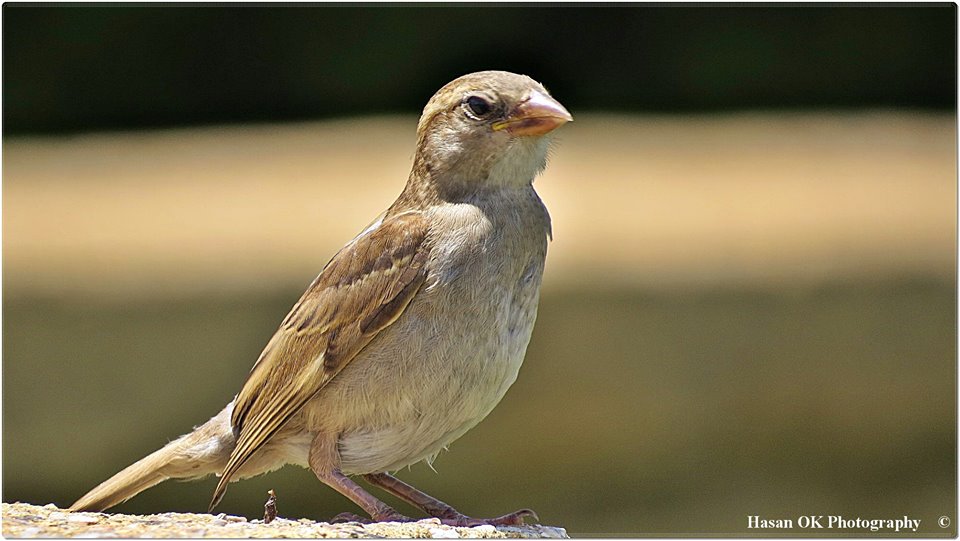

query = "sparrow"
69;70;572;526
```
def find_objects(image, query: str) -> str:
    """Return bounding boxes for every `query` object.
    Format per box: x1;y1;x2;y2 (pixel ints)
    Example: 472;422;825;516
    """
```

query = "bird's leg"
363;472;538;527
309;434;410;523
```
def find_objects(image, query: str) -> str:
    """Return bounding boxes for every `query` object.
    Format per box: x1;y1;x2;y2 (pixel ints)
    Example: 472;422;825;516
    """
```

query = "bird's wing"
209;210;430;510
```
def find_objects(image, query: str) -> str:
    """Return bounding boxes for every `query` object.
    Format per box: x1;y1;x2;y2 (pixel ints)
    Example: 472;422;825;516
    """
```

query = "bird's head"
411;71;572;196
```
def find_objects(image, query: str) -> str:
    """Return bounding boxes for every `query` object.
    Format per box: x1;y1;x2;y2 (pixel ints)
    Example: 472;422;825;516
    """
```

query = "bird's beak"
492;90;573;136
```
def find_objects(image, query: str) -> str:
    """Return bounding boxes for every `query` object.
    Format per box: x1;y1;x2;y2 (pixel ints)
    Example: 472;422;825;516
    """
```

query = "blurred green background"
3;4;957;537
3;5;956;134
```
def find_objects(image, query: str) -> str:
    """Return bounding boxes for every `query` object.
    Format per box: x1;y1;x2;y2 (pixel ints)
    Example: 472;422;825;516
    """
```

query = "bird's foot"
330;512;372;524
330;511;413;524
437;508;539;527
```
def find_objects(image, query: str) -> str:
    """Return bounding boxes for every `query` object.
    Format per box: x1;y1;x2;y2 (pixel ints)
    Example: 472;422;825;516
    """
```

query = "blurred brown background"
3;5;956;537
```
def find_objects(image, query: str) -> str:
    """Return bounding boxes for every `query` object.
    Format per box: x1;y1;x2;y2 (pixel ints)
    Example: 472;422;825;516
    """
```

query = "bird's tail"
70;403;236;512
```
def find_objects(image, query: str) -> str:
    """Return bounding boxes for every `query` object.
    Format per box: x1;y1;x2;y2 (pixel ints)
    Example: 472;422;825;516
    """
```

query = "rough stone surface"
2;502;568;539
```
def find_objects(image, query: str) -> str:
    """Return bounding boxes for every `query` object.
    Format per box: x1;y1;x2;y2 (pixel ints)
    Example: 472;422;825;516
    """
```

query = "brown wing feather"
209;211;430;511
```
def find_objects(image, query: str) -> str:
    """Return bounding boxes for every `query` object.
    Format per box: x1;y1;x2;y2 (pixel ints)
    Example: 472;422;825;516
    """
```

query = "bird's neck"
394;137;550;210
392;170;527;213
485;136;551;188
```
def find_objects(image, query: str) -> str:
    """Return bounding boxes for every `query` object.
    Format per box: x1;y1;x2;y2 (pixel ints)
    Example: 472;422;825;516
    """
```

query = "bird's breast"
305;189;551;473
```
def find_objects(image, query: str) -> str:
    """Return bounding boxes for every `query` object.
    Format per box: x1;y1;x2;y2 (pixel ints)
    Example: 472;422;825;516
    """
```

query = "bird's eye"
464;95;492;119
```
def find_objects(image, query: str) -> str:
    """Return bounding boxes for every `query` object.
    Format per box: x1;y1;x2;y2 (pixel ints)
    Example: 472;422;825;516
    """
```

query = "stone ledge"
2;502;568;539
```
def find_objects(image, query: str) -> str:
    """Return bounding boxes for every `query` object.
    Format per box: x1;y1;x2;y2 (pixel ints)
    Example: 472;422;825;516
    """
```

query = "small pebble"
429;527;461;538
536;526;569;539
67;514;101;524
472;525;497;534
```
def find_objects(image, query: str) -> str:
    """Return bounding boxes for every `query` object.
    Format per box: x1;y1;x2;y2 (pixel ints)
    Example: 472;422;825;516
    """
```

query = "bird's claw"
331;505;538;527
330;512;372;524
439;508;539;527
331;511;414;524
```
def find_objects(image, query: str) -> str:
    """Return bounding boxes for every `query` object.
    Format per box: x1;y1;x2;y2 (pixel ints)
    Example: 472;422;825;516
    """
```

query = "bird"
69;70;572;527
